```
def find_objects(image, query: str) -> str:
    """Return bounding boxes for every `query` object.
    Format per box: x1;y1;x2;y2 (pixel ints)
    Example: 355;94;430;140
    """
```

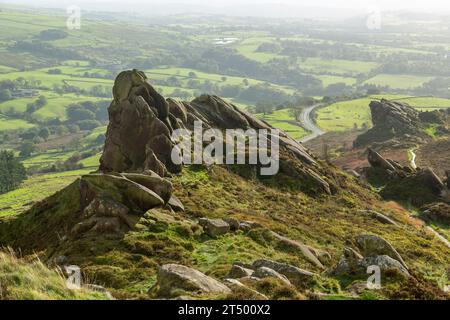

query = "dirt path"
409;149;417;169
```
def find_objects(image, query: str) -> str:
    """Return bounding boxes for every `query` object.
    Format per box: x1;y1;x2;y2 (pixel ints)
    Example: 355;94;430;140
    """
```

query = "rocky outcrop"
156;264;231;297
354;99;431;148
363;149;448;205
332;235;410;278
355;234;408;270
420;202;450;225
99;69;336;195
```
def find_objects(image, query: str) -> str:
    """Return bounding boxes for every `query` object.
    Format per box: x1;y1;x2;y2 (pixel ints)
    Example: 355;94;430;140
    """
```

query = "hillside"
0;70;448;300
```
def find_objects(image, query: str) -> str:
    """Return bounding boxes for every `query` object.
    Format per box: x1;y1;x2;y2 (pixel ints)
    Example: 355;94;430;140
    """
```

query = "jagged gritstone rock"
354;99;425;148
363;148;448;205
100;69;335;195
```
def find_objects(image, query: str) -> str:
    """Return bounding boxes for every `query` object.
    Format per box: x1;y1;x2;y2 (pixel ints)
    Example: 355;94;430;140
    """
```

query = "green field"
257;108;308;139
0;90;110;120
0;69;113;90
316;95;450;132
0;114;35;130
0;169;91;217
234;37;281;63
364;74;434;89
315;75;357;87
301;58;379;76
145;67;296;94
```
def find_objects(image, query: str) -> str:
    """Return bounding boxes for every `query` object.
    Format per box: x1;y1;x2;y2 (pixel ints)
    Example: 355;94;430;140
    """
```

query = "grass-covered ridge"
0;165;448;299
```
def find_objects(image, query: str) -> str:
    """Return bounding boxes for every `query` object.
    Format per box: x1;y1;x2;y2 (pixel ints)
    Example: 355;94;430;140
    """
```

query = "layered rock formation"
354;99;428;147
99;69;334;195
363;148;449;206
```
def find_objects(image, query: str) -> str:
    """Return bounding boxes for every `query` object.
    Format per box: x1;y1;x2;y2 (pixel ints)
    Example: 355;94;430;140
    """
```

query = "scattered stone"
358;210;398;226
360;255;410;277
253;266;291;286
356;234;408;270
332;247;410;278
421;202;450;225
332;247;364;276
367;148;398;172
157;264;231;297
252;259;315;284
167;195;185;212
201;218;230;238
223;278;268;300
239;221;262;232
223;217;240;231
227;264;254;279
269;231;325;269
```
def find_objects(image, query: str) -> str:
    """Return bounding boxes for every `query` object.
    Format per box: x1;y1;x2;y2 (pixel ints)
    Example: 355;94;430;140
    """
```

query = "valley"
0;3;449;301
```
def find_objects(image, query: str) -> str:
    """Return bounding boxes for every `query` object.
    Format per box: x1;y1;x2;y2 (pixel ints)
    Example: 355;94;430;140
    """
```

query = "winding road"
299;103;326;143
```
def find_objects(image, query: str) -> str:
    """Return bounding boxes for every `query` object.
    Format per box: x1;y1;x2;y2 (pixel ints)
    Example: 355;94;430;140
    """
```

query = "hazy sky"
5;0;450;17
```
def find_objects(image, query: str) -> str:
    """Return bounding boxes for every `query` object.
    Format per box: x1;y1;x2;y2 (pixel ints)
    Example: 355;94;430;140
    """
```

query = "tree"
36;96;47;107
0;150;27;194
38;127;50;141
255;101;276;115
67;104;96;122
188;71;197;78
19;142;35;158
289;106;304;121
0;89;12;102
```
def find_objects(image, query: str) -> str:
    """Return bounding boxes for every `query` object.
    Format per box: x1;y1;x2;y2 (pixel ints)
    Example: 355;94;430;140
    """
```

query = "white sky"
5;0;450;16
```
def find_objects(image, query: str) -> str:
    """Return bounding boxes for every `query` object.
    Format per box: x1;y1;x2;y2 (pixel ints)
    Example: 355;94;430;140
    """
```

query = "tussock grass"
0;248;108;300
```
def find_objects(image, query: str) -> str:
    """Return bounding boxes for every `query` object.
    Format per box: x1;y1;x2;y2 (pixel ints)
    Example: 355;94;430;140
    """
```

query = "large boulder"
157;264;231;297
332;247;409;278
199;218;230;238
120;172;173;203
360;255;409;277
269;231;325;269
251;259;315;285
227;264;254;279
253;266;291;286
421;203;450;225
358;210;398;226
356;234;408;270
100;69;338;196
332;247;364;276
81;173;165;212
354;99;423;147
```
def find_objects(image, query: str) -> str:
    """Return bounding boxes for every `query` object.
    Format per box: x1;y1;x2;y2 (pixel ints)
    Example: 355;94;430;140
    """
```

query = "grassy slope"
317;95;450;132
0;250;108;300
364;74;434;89
0;166;448;299
0;169;92;217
